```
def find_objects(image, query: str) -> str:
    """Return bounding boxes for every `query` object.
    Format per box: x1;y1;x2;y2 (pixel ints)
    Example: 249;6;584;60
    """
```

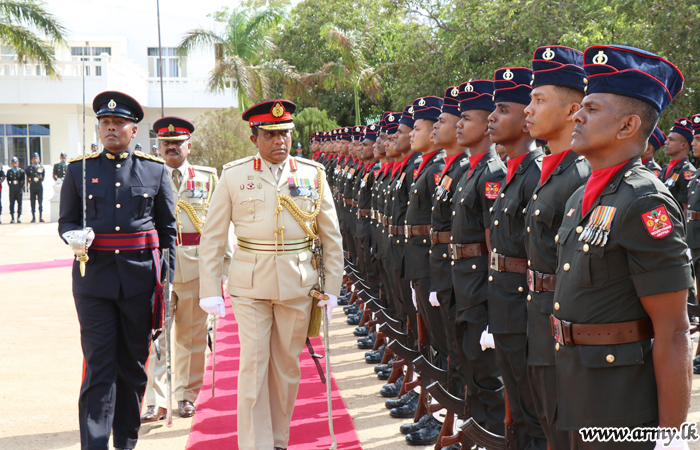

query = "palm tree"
315;25;381;125
0;0;67;77
178;6;305;111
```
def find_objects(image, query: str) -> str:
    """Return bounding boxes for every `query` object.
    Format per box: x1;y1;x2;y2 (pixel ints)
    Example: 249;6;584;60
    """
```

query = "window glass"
7;124;27;135
28;124;50;136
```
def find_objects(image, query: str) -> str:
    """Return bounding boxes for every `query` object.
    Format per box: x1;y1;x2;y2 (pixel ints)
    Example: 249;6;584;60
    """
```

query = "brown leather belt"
358;209;372;218
352;200;359;207
376;211;383;222
344;198;353;206
550;316;654;346
388;225;405;236
527;269;556;292
430;230;452;244
687;210;700;221
449;242;488;260
382;216;391;227
489;252;527;273
371;209;377;220
405;224;431;238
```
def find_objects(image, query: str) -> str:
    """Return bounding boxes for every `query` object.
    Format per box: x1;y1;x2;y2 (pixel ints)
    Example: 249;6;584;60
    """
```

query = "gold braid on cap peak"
274;167;324;251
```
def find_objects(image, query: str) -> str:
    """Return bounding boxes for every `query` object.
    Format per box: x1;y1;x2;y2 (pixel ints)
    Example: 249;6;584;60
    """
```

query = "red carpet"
0;258;73;273
186;299;362;450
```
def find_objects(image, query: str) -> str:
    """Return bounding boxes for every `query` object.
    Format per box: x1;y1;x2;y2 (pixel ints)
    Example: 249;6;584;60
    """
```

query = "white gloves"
86;229;95;248
654;436;690;449
200;296;226;317
221;274;228;286
317;293;338;323
480;326;495;351
429;291;440;307
410;283;418;309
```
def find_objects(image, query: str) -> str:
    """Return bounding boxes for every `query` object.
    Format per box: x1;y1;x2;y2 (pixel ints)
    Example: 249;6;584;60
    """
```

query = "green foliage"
189;108;258;174
292;107;340;154
0;0;67;77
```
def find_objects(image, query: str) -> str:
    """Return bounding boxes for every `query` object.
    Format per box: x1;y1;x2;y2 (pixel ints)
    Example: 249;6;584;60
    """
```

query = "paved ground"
0;216;698;450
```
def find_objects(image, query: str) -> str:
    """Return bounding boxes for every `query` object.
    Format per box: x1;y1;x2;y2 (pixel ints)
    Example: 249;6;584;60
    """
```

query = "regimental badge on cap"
388;114;395;122
108;99;116;109
370;125;376;130
592;50;608;65
695;116;700;124
465;83;474;92
681;120;688;126
641;205;673;239
168;124;175;132
355;126;360;132
503;69;514;80
542;47;556;60
408;106;414;114
418;98;426;106
272;102;284;118
242;99;296;131
450;87;459;97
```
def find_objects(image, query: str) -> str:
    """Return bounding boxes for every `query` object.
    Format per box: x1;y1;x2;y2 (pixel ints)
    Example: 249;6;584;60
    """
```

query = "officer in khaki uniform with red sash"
198;99;343;450
142;117;232;422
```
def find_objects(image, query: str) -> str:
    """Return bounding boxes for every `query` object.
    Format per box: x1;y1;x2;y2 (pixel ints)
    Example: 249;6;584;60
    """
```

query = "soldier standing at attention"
53;152;68;181
643;127;666;177
141;117;231;422
91;143;99;153
26;152;45;222
522;45;591;450
487;66;547;450
6;156;25;223
552;45;693;450
197;100;343;450
659;118;696;209
683;113;700;375
58;91;177;450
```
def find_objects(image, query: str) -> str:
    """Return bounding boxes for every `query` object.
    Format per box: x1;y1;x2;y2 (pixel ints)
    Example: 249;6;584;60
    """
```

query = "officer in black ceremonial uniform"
643;127;665;177
6;156;25;223
26;152;45;222
451;79;507;434
659;117;696;208
553;45;693;450
58;91;176;450
356;125;381;300
684;113;700;374
522;45;591;450
487;66;547;450
54;151;68;181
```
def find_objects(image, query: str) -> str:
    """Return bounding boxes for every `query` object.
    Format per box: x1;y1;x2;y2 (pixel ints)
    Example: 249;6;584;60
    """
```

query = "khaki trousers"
231;295;312;450
145;279;209;407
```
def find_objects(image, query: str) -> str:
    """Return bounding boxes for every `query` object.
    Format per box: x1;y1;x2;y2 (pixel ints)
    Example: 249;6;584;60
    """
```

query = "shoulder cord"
174;172;218;245
274;167;324;251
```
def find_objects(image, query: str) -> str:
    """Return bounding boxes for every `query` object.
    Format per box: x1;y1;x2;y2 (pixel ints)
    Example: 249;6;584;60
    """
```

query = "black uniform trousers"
493;333;547;450
29;183;42;214
437;288;464;394
9;185;22;215
455;303;505;434
75;289;153;450
412;277;448;369
528;365;571;450
377;254;396;316
359;236;381;298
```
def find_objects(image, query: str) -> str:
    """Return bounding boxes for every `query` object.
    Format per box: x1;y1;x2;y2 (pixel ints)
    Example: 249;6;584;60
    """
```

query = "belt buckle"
489;252;500;271
449;244;458;260
404;225;410;238
527;269;535;292
687;210;694;221
550;315;565;345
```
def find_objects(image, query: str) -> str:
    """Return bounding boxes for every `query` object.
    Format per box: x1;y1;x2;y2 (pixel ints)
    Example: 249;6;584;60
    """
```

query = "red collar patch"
188;166;196;178
253;157;262;171
289;157;298;172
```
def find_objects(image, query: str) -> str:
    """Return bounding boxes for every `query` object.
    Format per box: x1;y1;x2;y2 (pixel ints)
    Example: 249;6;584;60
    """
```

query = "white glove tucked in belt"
200;296;226;317
429;291;440;307
480;326;495;351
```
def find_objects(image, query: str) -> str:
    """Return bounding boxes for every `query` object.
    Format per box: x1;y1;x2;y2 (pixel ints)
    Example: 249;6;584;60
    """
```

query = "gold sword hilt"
77;255;89;277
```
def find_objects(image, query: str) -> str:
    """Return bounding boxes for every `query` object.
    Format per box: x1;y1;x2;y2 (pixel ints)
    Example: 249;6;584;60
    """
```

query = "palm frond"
0;21;58;75
0;0;67;43
177;29;223;57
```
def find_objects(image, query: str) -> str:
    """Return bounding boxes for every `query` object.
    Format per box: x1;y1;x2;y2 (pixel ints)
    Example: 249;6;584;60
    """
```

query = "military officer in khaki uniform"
141;117;232;421
198;99;343;450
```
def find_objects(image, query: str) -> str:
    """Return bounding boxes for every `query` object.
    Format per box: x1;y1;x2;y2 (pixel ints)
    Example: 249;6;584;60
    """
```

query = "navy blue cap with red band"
458;80;495;112
531;45;585;91
493;67;533;105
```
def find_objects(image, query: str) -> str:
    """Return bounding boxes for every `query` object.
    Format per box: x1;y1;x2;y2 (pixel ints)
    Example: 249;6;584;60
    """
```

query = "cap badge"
451;87;459;97
344;128;349;132
592;51;608;65
388;114;395;122
355;126;360;132
503;70;514;80
694;117;700;124
465;83;474;92
370;125;376;130
168;124;175;132
408;106;414;114
542;47;556;61
271;102;285;118
418;98;426;106
108;99;116;109
681;120;688;126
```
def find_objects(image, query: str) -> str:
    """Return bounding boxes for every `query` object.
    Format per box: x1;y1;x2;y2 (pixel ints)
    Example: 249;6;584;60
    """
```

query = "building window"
148;47;186;78
0;124;50;167
71;46;111;76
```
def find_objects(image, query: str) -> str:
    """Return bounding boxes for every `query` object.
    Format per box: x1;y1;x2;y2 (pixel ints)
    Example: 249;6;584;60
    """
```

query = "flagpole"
156;0;165;118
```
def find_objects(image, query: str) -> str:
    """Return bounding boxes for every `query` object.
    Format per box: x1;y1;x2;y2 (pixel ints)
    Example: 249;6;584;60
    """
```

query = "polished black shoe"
374;362;391;373
390;391;419;418
377;368;392;380
442;444;461;450
365;344;384;363
400;413;436;435
380;375;403;398
354;325;370;336
357;333;376;349
405;414;442;445
343;304;359;315
385;389;418;409
338;295;350;306
340;285;347;296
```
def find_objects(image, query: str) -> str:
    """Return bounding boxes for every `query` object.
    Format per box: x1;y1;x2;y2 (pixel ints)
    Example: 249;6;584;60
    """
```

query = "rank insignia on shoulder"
92;178;99;184
485;182;501;200
684;170;694;180
641;205;673;239
579;205;617;246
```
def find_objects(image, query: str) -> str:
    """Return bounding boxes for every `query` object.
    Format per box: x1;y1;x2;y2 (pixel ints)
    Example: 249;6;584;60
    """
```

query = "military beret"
691;114;700;136
670;117;694;146
399;104;416;129
442;86;461;117
458;80;495;112
531;46;585;91
384;111;401;135
363;124;379;141
153;116;195;141
582;45;683;113
241;99;296;131
494;67;533;105
648;126;667;151
93;91;144;123
412;96;443;122
60;151;67;157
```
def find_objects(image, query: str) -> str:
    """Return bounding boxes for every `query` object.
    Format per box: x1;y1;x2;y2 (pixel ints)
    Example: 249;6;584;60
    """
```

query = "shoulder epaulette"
68;153;100;163
134;150;165;163
223;155;254;170
193;165;217;173
295;157;324;169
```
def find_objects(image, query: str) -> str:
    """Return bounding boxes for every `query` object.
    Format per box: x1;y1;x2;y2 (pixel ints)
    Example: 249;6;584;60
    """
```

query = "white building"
0;0;236;170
